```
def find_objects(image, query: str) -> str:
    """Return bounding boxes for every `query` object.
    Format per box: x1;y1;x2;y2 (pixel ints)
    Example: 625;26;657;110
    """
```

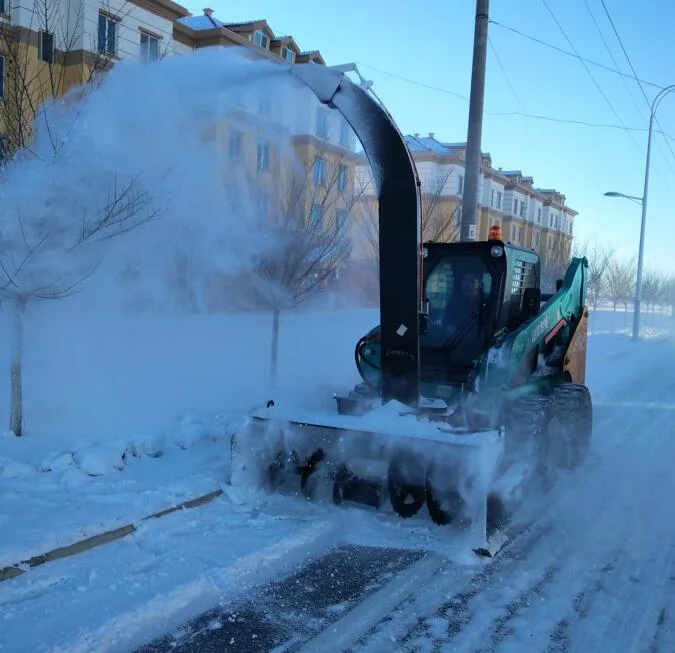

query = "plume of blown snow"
0;46;309;311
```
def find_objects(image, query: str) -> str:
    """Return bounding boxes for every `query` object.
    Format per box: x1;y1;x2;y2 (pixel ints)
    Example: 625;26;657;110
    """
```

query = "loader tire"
387;456;426;518
504;394;550;461
504;394;552;492
548;382;593;470
425;461;469;528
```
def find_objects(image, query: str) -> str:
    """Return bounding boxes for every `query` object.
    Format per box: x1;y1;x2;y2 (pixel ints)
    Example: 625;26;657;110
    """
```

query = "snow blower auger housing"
229;62;592;557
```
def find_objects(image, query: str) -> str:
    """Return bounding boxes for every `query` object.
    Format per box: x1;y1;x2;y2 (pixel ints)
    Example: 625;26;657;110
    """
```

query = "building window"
519;201;526;218
253;29;269;49
537;208;542;223
38;31;54;63
0;0;5;14
337;164;347;192
228;130;242;160
281;46;294;62
457;174;464;195
510;224;517;241
316;108;328;138
0;55;4;99
336;209;348;236
496;191;502;209
490;189;495;207
513;199;518;215
310;204;324;228
98;13;117;56
312;157;326;185
257;142;269;171
140;32;159;62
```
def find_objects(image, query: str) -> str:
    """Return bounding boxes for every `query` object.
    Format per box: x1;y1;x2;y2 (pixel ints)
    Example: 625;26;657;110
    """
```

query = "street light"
604;83;675;340
603;191;642;204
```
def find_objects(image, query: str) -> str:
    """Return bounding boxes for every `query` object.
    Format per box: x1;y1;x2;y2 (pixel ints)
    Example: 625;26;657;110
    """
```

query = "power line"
487;36;526;113
582;0;647;123
488;19;663;91
355;61;675;141
538;0;674;191
540;0;643;154
598;0;675;168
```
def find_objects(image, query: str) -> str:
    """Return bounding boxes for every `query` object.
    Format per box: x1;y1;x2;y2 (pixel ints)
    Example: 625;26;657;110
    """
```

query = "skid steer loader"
229;63;592;556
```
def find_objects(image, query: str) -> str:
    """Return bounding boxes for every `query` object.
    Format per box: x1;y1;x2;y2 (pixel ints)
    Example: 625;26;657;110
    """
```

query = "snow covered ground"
0;306;673;652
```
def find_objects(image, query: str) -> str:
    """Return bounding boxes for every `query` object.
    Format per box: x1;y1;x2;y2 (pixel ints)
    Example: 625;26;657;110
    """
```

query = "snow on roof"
404;135;459;156
176;15;225;30
224;20;268;31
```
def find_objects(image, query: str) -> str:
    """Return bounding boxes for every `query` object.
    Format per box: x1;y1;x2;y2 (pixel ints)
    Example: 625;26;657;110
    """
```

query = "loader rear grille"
508;258;537;327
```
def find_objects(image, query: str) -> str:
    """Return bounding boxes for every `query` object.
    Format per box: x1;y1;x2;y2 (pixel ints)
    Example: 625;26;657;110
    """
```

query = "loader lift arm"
289;63;423;407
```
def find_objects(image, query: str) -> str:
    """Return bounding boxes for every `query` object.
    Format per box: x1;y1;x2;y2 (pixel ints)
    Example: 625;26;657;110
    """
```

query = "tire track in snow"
646;560;675;653
349;348;645;653
352;343;675;652
453;354;675;653
544;557;618;653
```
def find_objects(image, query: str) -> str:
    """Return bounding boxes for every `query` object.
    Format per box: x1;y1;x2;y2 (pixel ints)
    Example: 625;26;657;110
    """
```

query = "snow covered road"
350;332;675;653
135;328;675;653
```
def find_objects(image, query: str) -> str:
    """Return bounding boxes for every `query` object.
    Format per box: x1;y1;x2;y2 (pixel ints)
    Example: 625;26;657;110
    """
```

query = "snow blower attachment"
229;64;593;558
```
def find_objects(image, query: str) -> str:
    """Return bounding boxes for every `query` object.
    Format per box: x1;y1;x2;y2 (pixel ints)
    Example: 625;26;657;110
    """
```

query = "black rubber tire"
332;465;351;505
387;456;426;518
504;393;552;491
548;382;593;470
505;394;551;443
299;448;327;498
425;462;468;527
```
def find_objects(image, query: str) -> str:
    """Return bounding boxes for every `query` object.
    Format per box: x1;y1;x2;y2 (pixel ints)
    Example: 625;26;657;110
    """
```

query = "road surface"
137;333;675;653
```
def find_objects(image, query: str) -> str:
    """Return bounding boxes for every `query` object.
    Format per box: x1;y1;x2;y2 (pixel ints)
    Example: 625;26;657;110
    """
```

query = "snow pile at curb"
0;413;250;570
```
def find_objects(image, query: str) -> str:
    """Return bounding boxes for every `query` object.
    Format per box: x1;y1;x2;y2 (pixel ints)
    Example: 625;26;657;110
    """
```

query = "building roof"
176;14;225;30
176;11;324;62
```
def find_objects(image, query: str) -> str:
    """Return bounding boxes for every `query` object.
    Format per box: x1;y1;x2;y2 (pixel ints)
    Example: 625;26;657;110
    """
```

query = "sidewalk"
0;413;240;572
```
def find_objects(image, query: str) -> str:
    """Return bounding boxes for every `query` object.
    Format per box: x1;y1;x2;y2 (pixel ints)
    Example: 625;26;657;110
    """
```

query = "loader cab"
421;240;507;385
420;239;542;387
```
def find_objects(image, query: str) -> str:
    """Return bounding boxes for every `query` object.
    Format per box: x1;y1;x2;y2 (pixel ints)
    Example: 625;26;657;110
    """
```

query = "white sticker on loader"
396;324;408;336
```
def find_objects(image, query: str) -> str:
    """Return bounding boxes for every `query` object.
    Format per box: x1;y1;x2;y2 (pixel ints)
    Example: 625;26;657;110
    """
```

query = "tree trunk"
9;298;25;437
270;308;280;390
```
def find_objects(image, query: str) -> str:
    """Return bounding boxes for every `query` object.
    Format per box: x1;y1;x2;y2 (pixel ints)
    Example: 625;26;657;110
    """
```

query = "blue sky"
185;0;675;272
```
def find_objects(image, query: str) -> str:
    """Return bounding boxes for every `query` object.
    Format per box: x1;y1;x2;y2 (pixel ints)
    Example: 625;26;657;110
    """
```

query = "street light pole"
605;83;675;340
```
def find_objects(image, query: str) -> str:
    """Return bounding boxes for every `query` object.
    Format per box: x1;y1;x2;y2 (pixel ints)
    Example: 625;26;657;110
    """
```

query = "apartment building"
353;133;577;287
0;2;360;291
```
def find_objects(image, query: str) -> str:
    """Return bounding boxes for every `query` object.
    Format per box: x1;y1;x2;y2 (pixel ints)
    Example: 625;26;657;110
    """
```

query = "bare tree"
540;236;573;293
224;147;362;387
640;269;662;311
353;169;460;303
0;176;160;436
0;0;169;435
659;275;675;318
606;257;636;311
573;237;613;310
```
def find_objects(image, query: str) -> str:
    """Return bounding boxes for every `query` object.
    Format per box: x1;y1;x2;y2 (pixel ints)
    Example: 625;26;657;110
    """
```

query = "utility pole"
460;0;489;242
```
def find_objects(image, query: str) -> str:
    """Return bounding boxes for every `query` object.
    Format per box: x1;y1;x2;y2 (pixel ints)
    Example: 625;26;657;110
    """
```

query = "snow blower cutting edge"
229;62;593;558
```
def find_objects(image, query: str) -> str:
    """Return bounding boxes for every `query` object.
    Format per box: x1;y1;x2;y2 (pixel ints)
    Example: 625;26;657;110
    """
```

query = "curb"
0;488;223;584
